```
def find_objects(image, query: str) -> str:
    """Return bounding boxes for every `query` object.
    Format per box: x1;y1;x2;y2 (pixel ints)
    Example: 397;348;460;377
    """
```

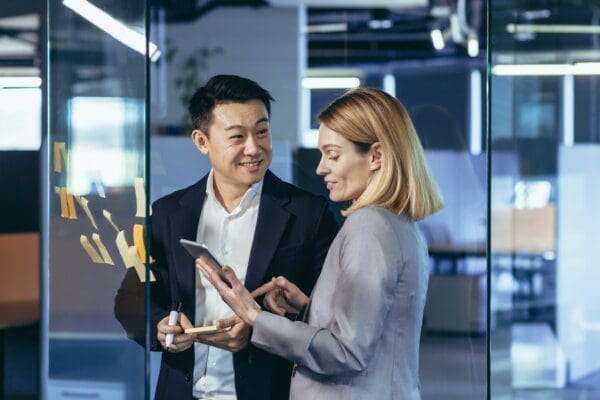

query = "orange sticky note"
58;187;69;218
133;224;146;262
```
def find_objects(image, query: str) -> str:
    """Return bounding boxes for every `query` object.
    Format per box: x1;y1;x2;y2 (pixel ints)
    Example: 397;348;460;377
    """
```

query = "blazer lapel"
245;171;291;292
169;177;207;309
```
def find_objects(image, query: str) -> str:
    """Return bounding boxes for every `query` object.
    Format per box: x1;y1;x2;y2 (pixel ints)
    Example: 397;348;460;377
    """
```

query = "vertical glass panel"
490;1;600;398
45;0;149;398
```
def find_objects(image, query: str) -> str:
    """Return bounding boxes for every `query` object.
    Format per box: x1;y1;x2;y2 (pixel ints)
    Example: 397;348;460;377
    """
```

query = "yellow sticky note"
92;233;114;265
53;142;66;173
103;209;120;232
66;191;77;220
133;224;146;262
134;177;146;218
115;230;133;268
75;195;98;230
58;187;69;218
80;235;103;264
127;246;156;283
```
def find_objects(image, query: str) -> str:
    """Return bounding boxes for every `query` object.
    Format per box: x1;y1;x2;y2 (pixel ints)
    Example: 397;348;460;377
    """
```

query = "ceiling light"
304;23;347;34
430;28;445;51
0;77;42;88
368;19;392;29
467;34;479;57
507;24;600;34
302;77;360;89
63;0;161;62
492;64;600;76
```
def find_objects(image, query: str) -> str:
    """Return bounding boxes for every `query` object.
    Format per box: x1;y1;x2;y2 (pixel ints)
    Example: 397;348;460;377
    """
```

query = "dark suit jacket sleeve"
148;201;173;351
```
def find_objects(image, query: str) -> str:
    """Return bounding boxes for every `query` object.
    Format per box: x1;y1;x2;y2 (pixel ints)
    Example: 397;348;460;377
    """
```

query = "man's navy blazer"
148;170;339;400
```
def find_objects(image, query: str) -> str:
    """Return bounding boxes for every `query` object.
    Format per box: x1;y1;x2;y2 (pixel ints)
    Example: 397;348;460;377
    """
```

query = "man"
147;75;338;400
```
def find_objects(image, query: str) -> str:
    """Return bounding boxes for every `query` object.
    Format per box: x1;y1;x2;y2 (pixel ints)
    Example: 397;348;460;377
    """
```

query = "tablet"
180;239;230;286
180;239;223;270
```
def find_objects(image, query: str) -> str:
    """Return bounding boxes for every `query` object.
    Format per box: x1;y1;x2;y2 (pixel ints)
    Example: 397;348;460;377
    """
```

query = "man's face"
192;100;272;189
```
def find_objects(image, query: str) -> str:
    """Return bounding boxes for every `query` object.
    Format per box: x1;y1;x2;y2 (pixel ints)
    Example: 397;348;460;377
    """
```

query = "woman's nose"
316;157;328;176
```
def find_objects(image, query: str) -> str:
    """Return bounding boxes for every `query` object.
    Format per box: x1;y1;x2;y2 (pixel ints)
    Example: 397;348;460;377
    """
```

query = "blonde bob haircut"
318;88;444;221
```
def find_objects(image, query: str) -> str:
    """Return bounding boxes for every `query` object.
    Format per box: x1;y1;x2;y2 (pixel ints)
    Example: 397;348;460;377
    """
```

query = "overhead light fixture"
467;33;479;57
368;19;392;30
304;23;347;34
430;28;445;51
492;63;600;76
63;0;161;62
522;9;551;20
0;76;42;88
302;77;360;89
507;23;600;34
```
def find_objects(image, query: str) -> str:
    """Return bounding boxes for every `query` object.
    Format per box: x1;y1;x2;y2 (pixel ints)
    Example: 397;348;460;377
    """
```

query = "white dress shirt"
193;170;262;400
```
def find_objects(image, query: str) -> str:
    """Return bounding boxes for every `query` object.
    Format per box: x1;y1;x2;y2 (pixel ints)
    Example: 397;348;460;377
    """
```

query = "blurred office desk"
425;244;487;334
428;244;486;275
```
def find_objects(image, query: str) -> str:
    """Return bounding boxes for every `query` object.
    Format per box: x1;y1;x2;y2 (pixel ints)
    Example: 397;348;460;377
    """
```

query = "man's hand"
263;276;309;316
195;315;250;352
157;312;195;353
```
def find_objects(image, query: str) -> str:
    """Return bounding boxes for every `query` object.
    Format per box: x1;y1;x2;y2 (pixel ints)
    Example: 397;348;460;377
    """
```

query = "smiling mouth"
239;160;263;168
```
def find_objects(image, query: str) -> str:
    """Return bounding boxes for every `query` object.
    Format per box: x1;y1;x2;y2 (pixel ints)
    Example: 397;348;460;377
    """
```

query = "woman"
197;88;443;399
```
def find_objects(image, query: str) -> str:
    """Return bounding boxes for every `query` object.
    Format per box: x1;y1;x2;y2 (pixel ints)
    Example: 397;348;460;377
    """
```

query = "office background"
1;0;599;399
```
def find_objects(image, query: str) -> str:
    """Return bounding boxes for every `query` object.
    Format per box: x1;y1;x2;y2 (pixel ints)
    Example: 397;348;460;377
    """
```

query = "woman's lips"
326;182;336;190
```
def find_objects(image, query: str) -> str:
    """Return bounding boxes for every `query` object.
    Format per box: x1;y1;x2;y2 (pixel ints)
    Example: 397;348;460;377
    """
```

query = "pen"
165;301;182;350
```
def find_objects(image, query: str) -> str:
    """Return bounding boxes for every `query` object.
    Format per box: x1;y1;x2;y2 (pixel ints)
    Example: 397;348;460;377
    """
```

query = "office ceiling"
2;0;600;70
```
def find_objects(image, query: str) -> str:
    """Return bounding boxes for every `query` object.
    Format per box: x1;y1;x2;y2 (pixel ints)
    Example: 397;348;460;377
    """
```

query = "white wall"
152;6;301;146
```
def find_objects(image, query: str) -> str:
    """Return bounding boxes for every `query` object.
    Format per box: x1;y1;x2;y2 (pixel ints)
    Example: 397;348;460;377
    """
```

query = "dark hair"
188;75;274;133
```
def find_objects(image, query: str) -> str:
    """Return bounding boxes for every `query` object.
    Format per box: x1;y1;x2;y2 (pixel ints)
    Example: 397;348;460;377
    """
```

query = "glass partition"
44;0;150;398
489;1;600;398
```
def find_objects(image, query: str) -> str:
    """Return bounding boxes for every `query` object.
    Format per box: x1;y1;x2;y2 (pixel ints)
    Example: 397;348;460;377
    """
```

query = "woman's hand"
263;276;309;316
196;260;260;326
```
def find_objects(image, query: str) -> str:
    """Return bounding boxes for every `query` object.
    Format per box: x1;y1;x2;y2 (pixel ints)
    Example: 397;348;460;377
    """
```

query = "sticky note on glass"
128;246;156;282
80;235;103;264
66;191;77;220
103;209;120;232
133;224;146;262
75;195;98;230
92;233;114;265
134;177;146;218
53;142;67;173
56;187;69;218
115;230;134;268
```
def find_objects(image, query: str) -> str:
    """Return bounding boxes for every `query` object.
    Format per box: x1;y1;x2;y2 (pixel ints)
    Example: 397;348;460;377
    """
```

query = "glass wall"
44;0;149;398
490;1;600;398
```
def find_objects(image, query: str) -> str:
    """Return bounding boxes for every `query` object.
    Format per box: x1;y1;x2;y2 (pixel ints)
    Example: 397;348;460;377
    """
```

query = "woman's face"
316;124;374;202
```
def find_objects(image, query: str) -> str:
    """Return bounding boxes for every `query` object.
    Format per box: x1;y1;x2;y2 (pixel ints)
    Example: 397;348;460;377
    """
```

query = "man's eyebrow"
224;117;269;131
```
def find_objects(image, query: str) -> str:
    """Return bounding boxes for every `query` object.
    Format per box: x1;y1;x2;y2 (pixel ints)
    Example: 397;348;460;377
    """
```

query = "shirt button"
185;372;191;382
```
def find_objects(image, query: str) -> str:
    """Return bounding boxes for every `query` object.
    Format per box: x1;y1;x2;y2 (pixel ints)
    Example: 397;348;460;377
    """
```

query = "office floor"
420;329;600;400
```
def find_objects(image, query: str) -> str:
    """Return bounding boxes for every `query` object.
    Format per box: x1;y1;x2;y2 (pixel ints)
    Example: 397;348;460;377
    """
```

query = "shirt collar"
205;169;263;213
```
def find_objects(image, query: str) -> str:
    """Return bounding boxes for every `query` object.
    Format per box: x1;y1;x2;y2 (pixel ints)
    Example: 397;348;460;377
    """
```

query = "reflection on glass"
45;0;148;399
490;1;600;398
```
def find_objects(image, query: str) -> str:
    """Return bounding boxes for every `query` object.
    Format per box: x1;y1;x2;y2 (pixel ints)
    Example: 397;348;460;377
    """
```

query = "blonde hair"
318;88;444;221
